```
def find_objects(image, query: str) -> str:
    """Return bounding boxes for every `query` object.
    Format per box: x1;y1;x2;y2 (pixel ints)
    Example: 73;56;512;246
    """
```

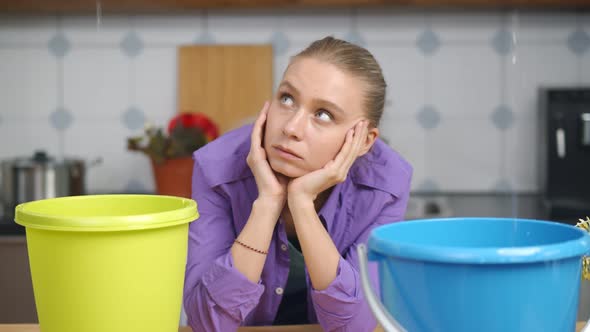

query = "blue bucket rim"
367;217;590;264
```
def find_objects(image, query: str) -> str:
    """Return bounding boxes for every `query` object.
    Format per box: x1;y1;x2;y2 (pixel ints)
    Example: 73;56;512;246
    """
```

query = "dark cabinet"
0;0;588;14
0;236;37;323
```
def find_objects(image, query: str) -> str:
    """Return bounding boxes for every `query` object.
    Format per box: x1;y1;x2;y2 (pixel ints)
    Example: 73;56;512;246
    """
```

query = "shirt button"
281;244;288;251
275;287;284;295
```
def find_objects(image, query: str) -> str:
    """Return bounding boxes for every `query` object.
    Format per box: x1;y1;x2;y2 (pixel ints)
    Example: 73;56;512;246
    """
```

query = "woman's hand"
287;120;369;206
247;101;289;204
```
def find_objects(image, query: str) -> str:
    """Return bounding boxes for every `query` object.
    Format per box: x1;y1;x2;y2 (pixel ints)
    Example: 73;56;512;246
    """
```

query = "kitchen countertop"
0;325;367;332
0;216;23;236
0;192;552;237
0;325;328;332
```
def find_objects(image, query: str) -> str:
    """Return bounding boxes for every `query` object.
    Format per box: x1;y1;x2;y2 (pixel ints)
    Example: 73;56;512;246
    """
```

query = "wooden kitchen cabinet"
0;237;37;324
0;0;588;14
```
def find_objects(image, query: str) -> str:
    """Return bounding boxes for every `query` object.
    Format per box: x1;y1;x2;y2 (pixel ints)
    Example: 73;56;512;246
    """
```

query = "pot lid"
8;150;81;168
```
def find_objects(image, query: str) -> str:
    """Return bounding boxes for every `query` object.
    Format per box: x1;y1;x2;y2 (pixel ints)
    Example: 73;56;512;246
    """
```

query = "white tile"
0;49;57;121
0;120;59;159
581;53;590;85
369;45;425;118
63;48;129;121
379;118;426;192
430;11;501;42
505;112;538;192
64;121;154;193
272;40;328;89
357;8;424;43
505;43;579;120
427;117;502;191
133;14;203;45
62;15;129;45
273;51;291;92
431;44;501;118
135;47;177;123
0;15;56;44
515;12;578;42
280;9;352;45
208;9;278;44
282;40;312;57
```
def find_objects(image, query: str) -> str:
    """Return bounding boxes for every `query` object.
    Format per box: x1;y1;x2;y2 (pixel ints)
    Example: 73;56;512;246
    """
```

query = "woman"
183;36;412;332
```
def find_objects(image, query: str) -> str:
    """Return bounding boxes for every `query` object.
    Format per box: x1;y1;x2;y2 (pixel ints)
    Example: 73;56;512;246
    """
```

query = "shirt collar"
319;139;412;233
195;127;411;230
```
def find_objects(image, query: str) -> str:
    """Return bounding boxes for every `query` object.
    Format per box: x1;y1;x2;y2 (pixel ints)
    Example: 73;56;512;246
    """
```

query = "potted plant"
127;112;219;198
577;217;590;280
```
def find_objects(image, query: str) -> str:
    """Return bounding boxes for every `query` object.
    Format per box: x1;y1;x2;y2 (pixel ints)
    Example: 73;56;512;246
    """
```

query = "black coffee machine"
539;88;590;225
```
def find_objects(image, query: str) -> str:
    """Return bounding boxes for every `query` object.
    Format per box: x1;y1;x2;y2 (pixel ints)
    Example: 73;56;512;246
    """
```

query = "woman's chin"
268;159;305;178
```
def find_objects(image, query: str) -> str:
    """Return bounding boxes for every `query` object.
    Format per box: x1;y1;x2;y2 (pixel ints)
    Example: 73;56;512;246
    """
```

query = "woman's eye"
316;110;333;122
280;94;294;107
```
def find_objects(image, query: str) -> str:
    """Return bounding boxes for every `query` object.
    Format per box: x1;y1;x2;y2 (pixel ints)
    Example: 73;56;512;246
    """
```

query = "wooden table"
0;325;323;332
0;323;586;331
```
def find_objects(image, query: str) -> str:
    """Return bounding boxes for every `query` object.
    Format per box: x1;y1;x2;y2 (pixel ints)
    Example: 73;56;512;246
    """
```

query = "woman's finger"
250;101;270;152
339;120;366;172
351;120;368;156
330;127;354;170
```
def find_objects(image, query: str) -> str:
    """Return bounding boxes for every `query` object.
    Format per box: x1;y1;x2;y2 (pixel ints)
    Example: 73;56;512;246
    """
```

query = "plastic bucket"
357;218;590;332
15;194;198;332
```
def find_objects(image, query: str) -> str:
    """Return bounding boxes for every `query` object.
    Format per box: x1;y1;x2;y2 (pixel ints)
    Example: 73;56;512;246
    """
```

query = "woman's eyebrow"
279;80;344;115
278;81;298;94
316;99;344;115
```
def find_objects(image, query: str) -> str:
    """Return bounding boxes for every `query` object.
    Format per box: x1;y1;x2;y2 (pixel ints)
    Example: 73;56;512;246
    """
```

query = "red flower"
168;113;219;142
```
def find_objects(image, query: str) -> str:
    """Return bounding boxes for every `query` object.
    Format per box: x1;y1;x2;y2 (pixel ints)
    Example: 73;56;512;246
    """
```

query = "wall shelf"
1;0;588;14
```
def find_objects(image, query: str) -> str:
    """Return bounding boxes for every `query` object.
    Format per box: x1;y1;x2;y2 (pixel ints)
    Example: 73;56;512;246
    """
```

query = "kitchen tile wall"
0;9;589;194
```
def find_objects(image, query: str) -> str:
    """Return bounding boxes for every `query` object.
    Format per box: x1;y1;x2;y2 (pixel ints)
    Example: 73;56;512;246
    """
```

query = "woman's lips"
273;146;302;160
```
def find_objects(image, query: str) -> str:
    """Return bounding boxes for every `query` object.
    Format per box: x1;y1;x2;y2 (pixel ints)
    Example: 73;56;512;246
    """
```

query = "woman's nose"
282;109;305;141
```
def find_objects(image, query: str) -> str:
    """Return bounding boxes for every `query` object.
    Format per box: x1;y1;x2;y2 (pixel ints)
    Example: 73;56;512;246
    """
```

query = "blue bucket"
357;218;590;332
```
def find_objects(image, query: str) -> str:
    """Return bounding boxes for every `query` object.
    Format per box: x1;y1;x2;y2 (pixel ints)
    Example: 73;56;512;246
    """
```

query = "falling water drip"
510;11;519;66
96;0;102;31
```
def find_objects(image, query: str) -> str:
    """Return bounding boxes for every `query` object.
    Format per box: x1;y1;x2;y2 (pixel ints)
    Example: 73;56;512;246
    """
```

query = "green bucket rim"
15;194;199;232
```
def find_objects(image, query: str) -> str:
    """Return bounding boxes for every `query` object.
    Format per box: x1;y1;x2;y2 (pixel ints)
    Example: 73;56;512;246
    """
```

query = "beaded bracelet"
234;239;268;255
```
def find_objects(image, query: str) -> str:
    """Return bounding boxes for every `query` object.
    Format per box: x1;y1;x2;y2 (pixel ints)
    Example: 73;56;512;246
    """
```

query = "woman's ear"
358;127;379;157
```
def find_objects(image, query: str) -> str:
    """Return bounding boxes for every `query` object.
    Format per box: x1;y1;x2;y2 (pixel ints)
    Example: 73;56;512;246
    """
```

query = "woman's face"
263;57;370;178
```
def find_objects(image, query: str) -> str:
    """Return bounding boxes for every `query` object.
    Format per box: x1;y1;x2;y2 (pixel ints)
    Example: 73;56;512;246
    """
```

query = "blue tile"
344;30;366;48
48;33;71;58
49;107;74;131
493;178;512;192
416;105;441;130
491;29;513;56
120;32;144;58
195;31;216;44
122;106;146;130
270;30;290;56
416;29;440;56
567;29;590;56
125;179;148;193
417;178;440;192
491;104;514;131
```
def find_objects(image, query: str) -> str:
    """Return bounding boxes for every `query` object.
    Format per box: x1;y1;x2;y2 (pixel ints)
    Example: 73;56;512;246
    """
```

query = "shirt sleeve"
310;184;411;332
183;158;265;332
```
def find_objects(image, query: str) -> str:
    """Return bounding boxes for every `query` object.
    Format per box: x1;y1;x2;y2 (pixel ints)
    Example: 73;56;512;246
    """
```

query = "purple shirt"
183;124;412;332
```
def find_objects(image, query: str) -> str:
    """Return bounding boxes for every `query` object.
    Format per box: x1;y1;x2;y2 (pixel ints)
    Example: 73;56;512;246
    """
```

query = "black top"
273;235;308;325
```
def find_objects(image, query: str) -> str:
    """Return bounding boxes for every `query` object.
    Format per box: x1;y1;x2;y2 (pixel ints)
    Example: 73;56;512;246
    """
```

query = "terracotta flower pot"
150;157;194;199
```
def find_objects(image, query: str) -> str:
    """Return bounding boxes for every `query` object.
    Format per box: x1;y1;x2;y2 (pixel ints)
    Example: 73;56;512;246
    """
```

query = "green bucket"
15;194;198;332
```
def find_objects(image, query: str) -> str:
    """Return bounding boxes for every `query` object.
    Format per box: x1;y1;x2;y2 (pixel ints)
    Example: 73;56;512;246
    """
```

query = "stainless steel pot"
0;150;101;216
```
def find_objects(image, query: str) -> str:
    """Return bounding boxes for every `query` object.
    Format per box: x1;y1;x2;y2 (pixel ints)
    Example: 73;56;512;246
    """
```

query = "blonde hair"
291;36;387;128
